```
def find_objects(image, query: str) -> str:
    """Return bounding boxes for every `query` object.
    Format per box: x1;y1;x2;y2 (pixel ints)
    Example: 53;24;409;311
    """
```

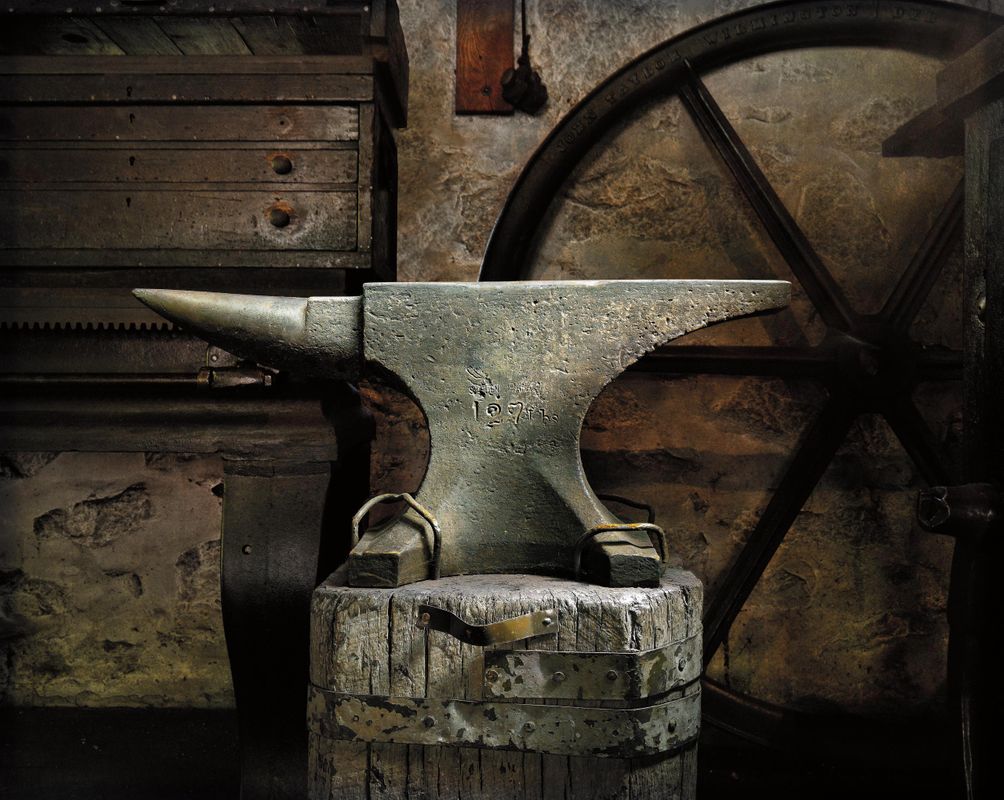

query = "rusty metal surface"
481;630;701;702
135;279;789;588
307;683;700;758
418;604;557;647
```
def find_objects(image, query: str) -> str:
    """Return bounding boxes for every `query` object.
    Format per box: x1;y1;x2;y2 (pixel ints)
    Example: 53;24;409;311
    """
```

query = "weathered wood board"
0;105;358;142
0;190;357;252
308;570;702;800
0;147;357;186
455;0;514;114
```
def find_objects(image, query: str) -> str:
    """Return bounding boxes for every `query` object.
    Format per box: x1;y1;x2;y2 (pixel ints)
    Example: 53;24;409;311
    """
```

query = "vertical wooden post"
957;96;1004;799
455;0;514;114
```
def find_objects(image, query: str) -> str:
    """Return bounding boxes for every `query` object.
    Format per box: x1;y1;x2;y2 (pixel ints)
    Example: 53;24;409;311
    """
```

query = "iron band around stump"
307;684;700;759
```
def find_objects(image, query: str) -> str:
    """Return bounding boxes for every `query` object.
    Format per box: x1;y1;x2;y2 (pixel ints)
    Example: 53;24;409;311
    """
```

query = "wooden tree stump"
308;569;702;800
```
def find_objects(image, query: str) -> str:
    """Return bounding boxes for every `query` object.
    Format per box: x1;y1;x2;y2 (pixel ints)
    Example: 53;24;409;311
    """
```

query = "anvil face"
135;280;789;588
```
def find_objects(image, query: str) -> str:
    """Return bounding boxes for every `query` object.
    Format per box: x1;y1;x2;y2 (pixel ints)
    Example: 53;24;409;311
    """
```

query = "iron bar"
703;396;855;664
883;180;965;331
883;397;953;486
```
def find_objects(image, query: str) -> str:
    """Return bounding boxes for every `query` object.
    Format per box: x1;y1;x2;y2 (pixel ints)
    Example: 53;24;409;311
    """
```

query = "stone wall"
2;0;1001;715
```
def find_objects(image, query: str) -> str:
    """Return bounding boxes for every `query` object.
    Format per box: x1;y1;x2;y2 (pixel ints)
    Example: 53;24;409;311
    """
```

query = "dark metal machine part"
134;280;790;590
477;0;1001;773
889;39;1004;799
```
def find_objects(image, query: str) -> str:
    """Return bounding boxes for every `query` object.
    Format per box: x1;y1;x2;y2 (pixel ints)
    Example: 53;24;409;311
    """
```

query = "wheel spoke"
882;180;964;331
703;397;856;664
679;64;857;332
883;397;953;486
631;345;833;378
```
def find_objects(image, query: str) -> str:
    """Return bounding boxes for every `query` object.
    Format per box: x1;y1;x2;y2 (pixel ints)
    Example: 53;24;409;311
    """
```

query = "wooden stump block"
308;570;702;800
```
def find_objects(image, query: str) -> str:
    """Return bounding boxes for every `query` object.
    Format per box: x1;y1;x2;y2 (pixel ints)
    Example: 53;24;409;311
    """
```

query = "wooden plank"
0;148;357;185
5;1;367;14
0;250;371;270
0;190;357;251
233;15;369;56
356;104;375;254
368;106;397;280
0;106;358;142
455;0;513;114
231;16;308;56
0;19;125;56
0;394;341;460
0;73;373;104
0;54;376;75
153;17;252;55
90;17;184;55
937;25;1004;110
882;102;963;158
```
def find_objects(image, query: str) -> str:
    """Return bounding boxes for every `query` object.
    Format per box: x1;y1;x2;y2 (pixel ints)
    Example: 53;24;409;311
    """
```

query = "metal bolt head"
523;721;535;733
606;669;618;681
418;612;431;626
552;671;566;683
271;154;293;175
422;715;436;728
485;669;499;683
542;617;553;626
268;207;291;228
677;658;687;672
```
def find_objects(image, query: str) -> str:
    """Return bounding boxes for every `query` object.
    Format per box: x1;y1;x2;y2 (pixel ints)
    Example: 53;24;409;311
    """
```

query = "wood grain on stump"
309;569;702;799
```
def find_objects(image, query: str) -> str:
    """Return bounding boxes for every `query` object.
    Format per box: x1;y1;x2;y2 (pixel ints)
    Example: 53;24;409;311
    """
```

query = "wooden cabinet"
0;56;400;280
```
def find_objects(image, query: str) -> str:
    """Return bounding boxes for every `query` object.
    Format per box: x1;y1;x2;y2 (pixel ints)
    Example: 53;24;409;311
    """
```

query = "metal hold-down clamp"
351;492;443;579
573;522;668;580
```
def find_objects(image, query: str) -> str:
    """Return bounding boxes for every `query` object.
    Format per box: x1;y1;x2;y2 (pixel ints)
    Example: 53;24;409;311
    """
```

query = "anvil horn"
132;289;362;379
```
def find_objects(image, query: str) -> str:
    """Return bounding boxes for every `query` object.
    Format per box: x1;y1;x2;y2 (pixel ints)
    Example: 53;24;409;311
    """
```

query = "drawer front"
0;189;357;251
0;105;358;142
0;147;358;185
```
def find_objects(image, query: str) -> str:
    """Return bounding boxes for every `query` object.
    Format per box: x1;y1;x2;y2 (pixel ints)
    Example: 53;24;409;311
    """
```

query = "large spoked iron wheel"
479;0;1001;781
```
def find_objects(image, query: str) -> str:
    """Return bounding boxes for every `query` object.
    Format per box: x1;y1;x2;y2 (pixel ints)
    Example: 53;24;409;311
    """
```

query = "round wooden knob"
269;207;291;228
271;155;293;175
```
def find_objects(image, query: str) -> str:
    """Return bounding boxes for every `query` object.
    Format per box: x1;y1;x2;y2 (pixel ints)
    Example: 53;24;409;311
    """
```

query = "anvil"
135;280;789;588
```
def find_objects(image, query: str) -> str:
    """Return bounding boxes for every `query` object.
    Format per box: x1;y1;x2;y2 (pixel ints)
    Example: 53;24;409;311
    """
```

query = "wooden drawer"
0;105;358;142
0;55;397;281
0;189;356;252
0;146;358;185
